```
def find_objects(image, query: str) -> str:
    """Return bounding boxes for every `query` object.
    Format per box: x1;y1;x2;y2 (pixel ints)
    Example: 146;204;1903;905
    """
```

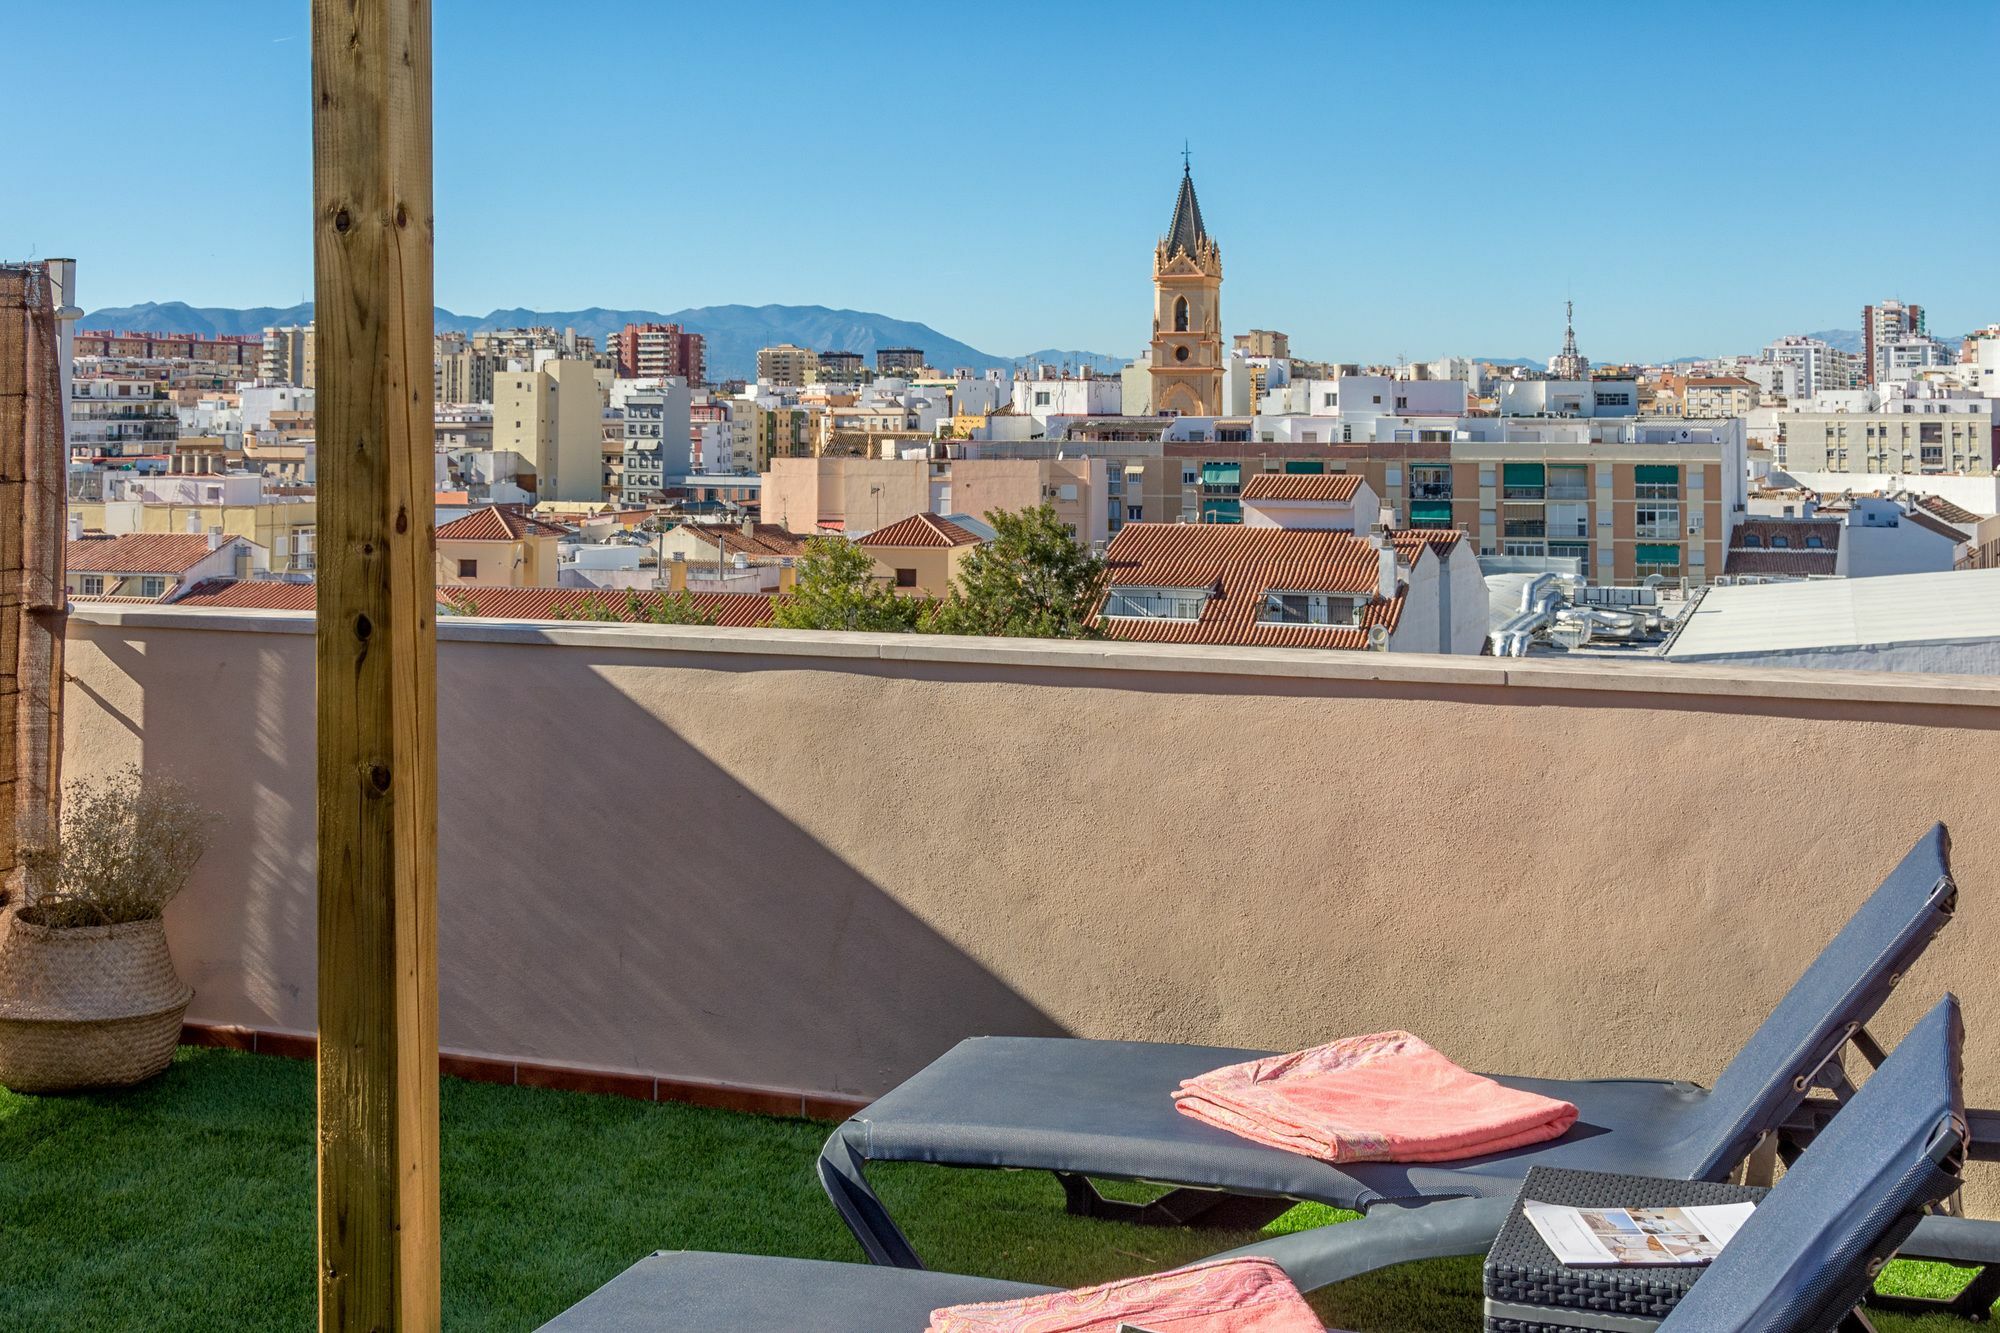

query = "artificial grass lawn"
0;1047;1986;1331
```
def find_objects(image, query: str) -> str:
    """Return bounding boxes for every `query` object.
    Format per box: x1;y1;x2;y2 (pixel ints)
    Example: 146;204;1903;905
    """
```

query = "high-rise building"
756;343;818;387
612;322;705;385
1863;299;1924;385
817;350;865;384
1548;302;1589;381
258;324;315;387
875;346;925;374
1761;335;1860;399
1150;159;1224;416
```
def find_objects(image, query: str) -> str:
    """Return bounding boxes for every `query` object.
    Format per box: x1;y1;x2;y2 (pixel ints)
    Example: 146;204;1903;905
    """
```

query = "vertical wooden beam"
311;2;439;1330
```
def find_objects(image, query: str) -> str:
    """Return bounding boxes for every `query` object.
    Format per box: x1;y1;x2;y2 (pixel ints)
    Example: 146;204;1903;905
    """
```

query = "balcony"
26;605;2000;1327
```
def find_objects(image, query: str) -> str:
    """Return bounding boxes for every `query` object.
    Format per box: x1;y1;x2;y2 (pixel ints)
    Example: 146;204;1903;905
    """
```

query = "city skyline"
6;0;1997;362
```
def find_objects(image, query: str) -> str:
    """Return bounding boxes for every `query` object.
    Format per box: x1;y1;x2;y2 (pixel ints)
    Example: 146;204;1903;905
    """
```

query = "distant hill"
1801;329;1863;354
77;300;1125;381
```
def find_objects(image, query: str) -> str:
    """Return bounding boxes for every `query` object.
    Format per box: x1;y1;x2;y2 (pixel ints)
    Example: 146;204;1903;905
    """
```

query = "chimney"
667;551;687;593
778;557;797;592
1372;526;1398;601
740;517;754;539
1803;499;1818;518
207;526;224;552
68;513;83;542
186;513;202;534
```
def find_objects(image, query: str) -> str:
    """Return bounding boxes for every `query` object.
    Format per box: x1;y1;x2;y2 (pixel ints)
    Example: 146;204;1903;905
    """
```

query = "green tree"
923;505;1105;639
770;536;922;633
557;593;621;622
626;589;718;626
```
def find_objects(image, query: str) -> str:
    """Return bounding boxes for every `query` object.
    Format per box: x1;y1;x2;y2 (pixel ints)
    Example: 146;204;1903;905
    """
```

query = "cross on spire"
1181;140;1191;173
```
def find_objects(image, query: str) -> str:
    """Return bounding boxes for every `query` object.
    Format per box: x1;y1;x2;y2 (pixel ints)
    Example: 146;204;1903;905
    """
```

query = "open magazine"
1521;1199;1756;1267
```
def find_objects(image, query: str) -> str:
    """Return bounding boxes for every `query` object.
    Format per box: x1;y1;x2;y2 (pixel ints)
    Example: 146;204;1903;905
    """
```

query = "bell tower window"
1174;296;1189;332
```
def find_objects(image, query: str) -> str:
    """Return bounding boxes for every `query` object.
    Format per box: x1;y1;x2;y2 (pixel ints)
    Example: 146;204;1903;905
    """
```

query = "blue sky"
6;1;1995;362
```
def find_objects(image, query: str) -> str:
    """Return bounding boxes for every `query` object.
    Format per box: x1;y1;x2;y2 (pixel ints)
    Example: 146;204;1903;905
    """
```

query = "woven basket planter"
0;912;192;1093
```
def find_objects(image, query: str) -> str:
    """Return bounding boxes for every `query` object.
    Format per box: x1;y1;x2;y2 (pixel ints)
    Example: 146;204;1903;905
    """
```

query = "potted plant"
0;766;212;1093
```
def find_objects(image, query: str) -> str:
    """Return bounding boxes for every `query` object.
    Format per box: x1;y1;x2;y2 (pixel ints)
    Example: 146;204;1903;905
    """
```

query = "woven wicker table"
1484;1165;1768;1333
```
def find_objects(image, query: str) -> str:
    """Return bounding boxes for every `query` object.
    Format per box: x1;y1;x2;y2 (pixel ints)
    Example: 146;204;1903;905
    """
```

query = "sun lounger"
818;826;1956;1270
536;994;1969;1333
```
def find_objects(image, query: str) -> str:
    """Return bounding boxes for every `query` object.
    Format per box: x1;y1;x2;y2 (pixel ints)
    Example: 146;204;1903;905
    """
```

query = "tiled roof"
1392;528;1463;557
1724;549;1839;577
444;587;777;627
172;578;319;610
1915;494;1983;526
856;513;983;548
1905;509;1971;543
66;532;221;575
673;522;812;558
1732;518;1841;551
1686;376;1758;388
1095;522;1404;650
158;581;780;628
436;505;570;541
1239;472;1363;503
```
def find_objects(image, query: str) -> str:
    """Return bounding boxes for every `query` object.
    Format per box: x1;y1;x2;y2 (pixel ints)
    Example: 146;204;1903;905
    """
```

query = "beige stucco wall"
57;608;2000;1201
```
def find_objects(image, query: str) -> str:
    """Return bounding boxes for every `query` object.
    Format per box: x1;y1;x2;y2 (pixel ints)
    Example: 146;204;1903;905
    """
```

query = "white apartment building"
1496;378;1639;418
610;379;692;504
1010;373;1120;428
69;376;179;459
1763;335;1861;398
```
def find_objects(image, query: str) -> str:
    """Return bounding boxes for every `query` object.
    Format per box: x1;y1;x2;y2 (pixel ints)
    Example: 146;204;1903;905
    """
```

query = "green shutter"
1200;462;1241;485
1634;465;1680;484
1501;463;1545;485
1409;501;1455;526
1283;460;1325;474
1635;543;1681;564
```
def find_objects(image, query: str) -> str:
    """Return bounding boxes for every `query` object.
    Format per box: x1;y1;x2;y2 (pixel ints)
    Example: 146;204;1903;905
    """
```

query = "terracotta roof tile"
1904;509;1971;543
171;578;319;609
1732;518;1841;551
856;513;983;548
1094;522;1406;649
673;522;813;558
157;581;781;627
1915;494;1983;526
1240;472;1364;503
66;532;225;575
435;505;570;541
1724;549;1839;576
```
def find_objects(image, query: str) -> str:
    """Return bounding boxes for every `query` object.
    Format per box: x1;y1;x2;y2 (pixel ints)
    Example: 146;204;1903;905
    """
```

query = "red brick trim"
181;1022;867;1120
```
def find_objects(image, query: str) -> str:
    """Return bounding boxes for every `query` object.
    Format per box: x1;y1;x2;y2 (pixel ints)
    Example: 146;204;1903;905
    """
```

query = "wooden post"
0;263;68;907
311;2;439;1330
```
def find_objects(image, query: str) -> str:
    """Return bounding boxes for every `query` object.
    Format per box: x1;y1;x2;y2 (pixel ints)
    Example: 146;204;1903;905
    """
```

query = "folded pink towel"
1172;1030;1578;1164
926;1257;1323;1332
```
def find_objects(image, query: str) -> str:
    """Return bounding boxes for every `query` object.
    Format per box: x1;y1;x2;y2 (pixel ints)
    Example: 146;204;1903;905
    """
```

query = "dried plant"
18;766;214;928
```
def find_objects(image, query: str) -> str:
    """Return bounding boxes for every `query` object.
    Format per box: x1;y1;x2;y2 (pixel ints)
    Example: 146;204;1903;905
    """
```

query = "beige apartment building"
755;344;818;387
493;358;611;502
435;505;566;588
761;455;1109;544
1775;408;1994;476
1450;438;1735;583
1683;375;1761;418
855;512;984;595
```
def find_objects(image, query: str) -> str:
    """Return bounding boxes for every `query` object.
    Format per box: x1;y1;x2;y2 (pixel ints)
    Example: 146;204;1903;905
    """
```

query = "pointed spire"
1164;154;1208;259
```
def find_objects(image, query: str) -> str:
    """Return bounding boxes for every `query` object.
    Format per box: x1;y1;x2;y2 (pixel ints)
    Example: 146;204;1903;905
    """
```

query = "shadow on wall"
69;621;1065;1101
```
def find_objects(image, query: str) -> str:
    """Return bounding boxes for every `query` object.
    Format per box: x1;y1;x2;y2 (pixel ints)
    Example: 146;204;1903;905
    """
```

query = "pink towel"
1171;1031;1577;1164
926;1257;1323;1332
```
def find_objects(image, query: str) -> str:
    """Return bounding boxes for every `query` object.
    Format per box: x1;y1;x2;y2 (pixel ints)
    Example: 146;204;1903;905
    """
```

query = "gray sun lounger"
818;826;1960;1266
539;993;1969;1332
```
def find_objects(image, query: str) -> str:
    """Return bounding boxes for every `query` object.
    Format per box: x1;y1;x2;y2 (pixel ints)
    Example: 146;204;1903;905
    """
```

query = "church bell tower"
1150;154;1223;417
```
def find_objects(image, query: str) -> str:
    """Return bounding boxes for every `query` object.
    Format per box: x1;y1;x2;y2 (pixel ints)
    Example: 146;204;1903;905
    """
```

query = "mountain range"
75;300;1127;381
